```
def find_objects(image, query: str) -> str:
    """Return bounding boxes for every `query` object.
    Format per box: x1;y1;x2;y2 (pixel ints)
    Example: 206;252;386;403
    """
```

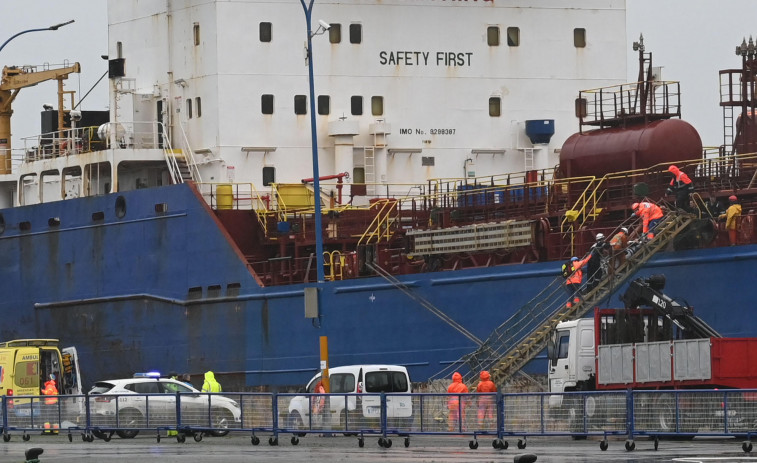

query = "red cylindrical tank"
559;119;702;178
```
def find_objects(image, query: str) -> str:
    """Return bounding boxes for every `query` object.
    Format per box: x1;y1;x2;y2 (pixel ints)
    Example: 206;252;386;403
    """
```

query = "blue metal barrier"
0;389;754;453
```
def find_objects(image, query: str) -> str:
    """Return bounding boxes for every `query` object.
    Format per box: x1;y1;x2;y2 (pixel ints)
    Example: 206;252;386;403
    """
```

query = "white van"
287;365;412;433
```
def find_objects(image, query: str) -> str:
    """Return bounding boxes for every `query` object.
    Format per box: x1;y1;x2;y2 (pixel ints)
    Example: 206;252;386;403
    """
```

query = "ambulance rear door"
61;347;82;396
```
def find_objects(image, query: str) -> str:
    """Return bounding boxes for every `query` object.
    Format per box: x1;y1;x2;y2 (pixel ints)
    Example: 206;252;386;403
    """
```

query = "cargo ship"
1;0;755;390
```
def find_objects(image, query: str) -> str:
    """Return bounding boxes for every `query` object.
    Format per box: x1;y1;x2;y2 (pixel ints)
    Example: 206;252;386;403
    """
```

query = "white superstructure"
107;0;627;189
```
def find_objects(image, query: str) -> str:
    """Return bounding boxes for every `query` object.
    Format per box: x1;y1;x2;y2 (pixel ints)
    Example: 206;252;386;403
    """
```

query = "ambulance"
0;339;82;417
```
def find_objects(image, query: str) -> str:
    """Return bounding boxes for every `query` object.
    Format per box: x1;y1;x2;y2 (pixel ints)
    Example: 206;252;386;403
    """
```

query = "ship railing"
20;125;108;161
4;390;757;449
577;80;681;130
357;199;399;246
175;121;202;183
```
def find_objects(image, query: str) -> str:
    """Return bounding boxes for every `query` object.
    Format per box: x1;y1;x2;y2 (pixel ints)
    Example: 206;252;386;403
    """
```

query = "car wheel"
209;410;234;437
116;409;143;439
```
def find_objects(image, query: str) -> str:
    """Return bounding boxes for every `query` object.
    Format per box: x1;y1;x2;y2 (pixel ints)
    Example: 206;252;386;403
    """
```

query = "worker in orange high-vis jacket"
447;372;469;432
666;165;694;211
632;201;664;240
475;371;497;429
565;255;591;309
41;373;59;434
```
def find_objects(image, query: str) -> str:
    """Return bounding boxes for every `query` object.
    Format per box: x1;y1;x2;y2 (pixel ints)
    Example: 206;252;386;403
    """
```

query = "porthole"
48;217;61;227
115;196;127;218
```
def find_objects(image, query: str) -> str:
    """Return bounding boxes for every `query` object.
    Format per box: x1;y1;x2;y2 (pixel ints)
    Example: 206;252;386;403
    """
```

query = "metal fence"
1;390;755;452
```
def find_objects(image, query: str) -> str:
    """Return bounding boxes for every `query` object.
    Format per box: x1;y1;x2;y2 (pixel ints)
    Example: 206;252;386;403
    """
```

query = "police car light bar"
133;371;161;378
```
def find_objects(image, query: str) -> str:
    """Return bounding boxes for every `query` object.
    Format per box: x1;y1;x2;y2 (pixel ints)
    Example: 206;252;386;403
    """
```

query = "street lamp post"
0;20;75;54
300;0;326;283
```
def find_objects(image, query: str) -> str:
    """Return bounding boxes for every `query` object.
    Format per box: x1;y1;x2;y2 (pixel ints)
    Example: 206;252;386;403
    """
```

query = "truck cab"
548;318;596;396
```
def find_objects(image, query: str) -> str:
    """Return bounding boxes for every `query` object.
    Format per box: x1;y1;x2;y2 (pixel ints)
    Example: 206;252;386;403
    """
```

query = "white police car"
88;372;241;438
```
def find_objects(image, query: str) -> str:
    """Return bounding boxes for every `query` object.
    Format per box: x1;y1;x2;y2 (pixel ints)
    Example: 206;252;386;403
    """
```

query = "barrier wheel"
67;434;72;443
269;436;278;446
2;434;9;442
517;439;526;449
358;437;364;448
378;437;386;447
625;440;635;452
654;436;659;451
194;433;203;442
251;436;260;446
177;434;186;444
88;434;95;443
404;437;410;448
156;434;161;443
386;438;392;448
291;436;299;445
600;440;608;451
81;434;87;442
103;434;111;442
743;441;753;453
469;440;479;450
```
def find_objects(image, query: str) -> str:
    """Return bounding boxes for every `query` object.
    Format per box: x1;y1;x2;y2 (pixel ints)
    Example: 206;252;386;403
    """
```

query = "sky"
3;1;757;152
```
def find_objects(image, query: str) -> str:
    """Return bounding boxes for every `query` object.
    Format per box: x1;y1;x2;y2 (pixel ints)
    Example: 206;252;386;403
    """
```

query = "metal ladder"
364;147;375;196
449;211;695;386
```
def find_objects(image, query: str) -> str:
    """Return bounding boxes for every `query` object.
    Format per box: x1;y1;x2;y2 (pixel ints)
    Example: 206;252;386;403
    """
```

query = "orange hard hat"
729;195;738;202
632;202;639;210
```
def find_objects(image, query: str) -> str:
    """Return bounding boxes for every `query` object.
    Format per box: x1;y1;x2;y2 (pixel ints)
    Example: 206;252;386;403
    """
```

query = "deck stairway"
452;210;696;387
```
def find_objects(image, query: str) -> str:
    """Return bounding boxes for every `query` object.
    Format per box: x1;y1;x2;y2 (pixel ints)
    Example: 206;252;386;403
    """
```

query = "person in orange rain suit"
719;195;742;246
667;165;694;211
312;380;326;424
632;201;664;240
41;373;59;433
475;371;497;428
565;254;591;309
447;372;469;432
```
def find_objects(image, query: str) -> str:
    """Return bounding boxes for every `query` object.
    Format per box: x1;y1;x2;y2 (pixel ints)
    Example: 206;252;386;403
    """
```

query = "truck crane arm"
620;275;721;338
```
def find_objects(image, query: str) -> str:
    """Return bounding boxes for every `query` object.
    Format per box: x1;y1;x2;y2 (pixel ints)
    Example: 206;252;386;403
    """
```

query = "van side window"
364;371;408;392
329;373;355;393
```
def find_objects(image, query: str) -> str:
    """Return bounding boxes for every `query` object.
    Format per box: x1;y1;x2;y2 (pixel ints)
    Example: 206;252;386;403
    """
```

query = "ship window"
115;196;127;219
260;22;272;42
48;217;60;227
226;283;241;297
262;166;275;186
195;97;202;118
19;221;31;231
487;26;500;46
329;23;341;44
0;214;4;234
349;24;362;44
352;167;366;196
188;287;203;300
371;96;383;116
318;95;330;115
351;96;363;116
489;97;501;117
574;28;586;48
92;211;104;221
186;98;193;119
294;95;307;115
421;156;435;166
261;94;274;114
207;285;222;298
507;27;519;47
193;23;200;46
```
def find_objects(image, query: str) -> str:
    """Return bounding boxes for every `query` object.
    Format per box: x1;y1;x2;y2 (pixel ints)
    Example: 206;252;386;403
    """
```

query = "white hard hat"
595;233;605;241
621;227;628;234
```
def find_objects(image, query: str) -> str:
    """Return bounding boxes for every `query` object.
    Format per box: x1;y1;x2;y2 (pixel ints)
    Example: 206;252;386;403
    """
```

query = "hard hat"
571;257;578;262
595;233;605;241
49;373;56;381
621;227;628;234
632;202;640;210
729;195;738;202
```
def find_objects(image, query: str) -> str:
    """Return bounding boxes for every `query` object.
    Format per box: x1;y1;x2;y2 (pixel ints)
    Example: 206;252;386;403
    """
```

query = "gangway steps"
454;211;695;386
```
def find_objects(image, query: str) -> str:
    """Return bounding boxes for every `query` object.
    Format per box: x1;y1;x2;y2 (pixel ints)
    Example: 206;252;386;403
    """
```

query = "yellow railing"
357;199;399;246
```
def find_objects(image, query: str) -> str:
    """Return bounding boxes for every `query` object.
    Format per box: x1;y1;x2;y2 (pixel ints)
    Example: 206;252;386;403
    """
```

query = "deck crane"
0;62;81;174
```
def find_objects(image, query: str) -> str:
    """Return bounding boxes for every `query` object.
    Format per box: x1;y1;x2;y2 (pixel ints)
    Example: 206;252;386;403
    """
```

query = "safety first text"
379;51;473;67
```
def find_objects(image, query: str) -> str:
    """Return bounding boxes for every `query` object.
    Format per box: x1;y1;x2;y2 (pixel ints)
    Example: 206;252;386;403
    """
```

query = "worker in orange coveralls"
475;371;497;429
632;201;664;240
447;372;468;432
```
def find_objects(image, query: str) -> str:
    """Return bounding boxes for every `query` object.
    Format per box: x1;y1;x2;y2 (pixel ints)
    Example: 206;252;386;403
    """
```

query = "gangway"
445;210;696;387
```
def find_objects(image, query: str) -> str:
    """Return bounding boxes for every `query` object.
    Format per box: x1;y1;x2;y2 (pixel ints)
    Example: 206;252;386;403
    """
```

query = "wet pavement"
0;433;755;462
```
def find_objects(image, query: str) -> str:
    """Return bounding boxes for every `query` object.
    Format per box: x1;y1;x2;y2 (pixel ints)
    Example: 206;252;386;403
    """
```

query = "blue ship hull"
1;183;754;389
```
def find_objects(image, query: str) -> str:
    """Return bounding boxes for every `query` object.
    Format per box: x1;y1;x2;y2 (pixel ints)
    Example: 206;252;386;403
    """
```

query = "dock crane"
0;62;81;174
